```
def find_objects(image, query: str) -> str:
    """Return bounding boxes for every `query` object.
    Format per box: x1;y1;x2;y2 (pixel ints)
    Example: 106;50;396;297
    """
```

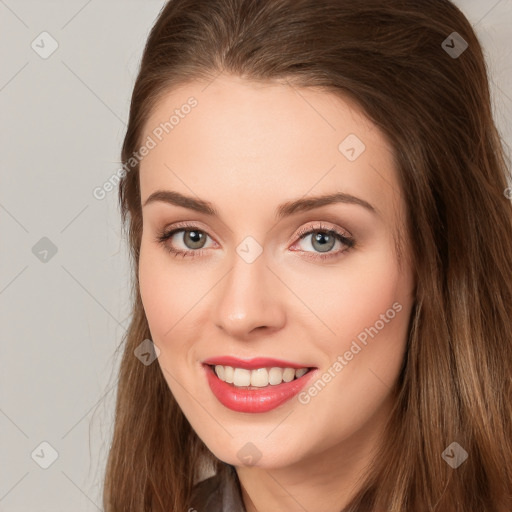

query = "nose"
212;250;286;339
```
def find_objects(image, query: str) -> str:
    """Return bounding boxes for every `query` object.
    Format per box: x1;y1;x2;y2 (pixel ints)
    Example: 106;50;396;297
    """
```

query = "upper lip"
202;356;314;370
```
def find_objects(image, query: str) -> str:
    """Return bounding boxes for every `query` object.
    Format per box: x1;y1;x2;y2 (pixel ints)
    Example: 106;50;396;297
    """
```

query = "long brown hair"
103;1;512;510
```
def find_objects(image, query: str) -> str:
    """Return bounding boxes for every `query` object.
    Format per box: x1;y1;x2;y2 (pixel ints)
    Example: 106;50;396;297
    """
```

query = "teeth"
282;368;295;382
233;368;251;387
295;368;308;378
268;367;283;385
224;365;234;383
213;365;310;387
250;368;268;387
215;365;225;381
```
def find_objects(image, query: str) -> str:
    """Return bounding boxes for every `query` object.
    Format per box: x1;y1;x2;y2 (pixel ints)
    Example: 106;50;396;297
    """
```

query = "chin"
202;432;312;469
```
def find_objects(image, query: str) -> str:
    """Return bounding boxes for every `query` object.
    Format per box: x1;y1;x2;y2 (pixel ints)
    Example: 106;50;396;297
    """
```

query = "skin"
138;73;416;512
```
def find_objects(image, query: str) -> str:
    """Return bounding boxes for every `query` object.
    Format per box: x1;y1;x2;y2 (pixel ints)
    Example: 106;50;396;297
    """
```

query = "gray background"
1;1;511;510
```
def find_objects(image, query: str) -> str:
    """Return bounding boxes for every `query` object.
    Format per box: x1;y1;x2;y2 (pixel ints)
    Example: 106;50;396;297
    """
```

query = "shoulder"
189;473;224;510
189;463;246;512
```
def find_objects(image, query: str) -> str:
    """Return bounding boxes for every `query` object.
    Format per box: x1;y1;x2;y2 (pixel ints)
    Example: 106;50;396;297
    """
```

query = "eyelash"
155;221;356;261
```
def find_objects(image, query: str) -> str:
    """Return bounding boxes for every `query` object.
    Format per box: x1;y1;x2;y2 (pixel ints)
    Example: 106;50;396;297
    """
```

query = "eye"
155;221;355;261
155;222;215;259
291;222;355;261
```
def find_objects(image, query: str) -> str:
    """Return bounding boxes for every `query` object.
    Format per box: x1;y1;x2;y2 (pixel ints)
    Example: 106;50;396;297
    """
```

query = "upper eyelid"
295;221;352;238
163;220;347;236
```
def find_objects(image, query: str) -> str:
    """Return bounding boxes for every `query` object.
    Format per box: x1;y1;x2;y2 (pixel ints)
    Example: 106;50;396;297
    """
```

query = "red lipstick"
203;355;312;370
202;357;318;413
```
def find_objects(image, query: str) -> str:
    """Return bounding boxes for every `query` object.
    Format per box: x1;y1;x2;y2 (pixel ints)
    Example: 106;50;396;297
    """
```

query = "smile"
211;365;310;387
202;357;318;413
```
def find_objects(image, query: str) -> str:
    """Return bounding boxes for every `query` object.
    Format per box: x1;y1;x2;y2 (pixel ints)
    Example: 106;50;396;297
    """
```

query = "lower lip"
204;364;317;413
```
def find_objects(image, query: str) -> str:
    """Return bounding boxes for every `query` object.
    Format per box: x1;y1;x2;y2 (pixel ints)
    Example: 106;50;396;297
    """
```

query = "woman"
103;0;512;510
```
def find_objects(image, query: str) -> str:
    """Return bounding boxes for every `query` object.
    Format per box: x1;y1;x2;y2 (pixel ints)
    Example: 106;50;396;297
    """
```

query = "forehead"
138;74;402;226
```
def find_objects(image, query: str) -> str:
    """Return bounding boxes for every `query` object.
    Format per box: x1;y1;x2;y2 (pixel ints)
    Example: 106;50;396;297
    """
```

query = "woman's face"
138;74;416;470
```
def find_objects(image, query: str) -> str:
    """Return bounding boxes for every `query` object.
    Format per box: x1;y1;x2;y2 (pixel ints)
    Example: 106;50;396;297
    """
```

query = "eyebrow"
142;189;378;219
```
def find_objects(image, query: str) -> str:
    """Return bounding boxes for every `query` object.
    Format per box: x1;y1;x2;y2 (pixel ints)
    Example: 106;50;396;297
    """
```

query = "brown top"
189;463;247;512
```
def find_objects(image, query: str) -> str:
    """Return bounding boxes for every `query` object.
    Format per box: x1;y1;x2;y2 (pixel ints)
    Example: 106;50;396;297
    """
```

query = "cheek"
290;251;410;447
287;239;411;414
139;236;207;334
138;244;199;394
138;239;223;391
138;246;168;333
289;243;405;346
138;240;192;341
